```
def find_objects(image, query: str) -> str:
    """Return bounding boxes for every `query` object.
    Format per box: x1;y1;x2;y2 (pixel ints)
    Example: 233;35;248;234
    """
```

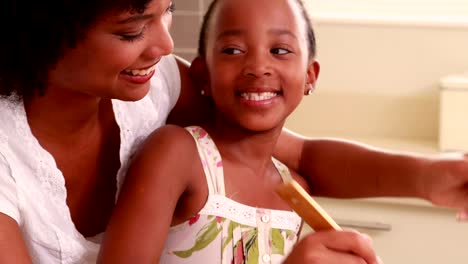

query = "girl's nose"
242;52;272;78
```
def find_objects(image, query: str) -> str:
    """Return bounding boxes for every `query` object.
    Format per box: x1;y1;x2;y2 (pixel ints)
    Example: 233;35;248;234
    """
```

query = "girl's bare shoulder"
142;125;197;154
129;124;201;183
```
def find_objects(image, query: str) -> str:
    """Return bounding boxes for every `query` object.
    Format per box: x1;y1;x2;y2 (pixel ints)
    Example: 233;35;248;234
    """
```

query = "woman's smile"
120;63;158;84
123;63;158;76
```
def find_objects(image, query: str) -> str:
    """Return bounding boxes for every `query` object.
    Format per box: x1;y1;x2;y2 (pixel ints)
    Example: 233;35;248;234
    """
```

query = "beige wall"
286;20;468;143
171;0;213;61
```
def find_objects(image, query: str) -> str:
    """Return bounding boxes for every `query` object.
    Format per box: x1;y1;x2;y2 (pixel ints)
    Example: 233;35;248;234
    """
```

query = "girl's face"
204;0;319;132
47;0;174;101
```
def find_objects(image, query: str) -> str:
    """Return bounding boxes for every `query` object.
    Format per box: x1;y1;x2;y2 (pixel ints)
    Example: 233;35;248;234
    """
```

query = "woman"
0;0;466;263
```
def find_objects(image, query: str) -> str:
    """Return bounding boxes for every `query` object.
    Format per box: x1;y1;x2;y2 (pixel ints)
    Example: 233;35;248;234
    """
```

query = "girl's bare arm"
98;125;200;263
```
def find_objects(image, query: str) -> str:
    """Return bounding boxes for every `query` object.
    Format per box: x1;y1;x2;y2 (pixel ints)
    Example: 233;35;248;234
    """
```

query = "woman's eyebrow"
117;14;154;24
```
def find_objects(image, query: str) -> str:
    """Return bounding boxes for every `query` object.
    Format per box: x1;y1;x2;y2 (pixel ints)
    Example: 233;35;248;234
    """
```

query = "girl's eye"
271;48;290;55
222;48;242;55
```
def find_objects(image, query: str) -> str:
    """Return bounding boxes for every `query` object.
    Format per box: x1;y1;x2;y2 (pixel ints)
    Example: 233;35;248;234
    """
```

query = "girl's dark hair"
198;0;316;59
0;0;151;98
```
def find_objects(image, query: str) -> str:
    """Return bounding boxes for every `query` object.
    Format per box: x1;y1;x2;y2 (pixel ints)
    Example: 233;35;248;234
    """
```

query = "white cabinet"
439;73;468;152
302;198;468;264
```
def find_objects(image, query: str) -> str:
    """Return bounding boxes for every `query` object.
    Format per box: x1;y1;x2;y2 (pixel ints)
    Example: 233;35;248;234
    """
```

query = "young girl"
99;0;381;263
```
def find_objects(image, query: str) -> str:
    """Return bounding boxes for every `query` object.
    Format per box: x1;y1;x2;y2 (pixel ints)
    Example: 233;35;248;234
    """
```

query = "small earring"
200;90;205;96
305;83;314;96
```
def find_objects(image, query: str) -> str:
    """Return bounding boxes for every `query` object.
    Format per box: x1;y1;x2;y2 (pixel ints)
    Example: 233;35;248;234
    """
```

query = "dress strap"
272;158;293;182
185;126;225;196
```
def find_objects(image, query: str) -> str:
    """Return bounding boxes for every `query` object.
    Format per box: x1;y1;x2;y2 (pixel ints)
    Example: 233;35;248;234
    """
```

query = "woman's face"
47;0;174;101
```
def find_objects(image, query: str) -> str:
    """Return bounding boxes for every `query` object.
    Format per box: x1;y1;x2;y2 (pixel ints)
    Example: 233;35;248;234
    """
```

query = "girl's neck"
205;119;283;171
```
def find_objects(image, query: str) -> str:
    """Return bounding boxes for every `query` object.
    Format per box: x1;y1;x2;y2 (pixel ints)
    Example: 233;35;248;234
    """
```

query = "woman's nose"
144;19;174;59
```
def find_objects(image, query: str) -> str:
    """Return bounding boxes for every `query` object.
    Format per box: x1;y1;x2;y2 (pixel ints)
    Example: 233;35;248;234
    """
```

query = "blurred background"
170;1;468;263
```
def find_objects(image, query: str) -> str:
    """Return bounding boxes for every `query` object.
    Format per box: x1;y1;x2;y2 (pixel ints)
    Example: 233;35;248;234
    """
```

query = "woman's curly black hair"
0;0;152;98
198;0;316;59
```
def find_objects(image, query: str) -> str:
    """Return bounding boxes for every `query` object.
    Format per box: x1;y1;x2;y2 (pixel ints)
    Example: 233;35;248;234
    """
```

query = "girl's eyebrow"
216;29;298;40
117;14;154;24
216;29;243;41
268;29;297;39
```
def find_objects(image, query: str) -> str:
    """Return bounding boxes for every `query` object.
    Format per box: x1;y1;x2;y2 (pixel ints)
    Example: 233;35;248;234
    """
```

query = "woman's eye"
222;48;242;55
118;25;148;42
120;32;145;42
167;2;176;14
271;48;290;55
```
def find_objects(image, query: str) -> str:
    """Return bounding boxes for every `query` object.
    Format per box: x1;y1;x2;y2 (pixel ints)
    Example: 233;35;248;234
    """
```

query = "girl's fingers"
300;230;382;264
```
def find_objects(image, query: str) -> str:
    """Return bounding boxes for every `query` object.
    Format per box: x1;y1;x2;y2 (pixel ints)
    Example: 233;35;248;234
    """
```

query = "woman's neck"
24;91;113;144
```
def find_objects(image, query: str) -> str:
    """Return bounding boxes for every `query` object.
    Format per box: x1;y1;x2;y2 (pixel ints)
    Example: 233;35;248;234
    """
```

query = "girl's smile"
237;86;283;107
239;91;279;101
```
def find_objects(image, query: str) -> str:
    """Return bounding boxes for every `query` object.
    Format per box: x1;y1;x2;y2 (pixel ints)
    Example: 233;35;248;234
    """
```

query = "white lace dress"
0;55;180;263
160;126;302;264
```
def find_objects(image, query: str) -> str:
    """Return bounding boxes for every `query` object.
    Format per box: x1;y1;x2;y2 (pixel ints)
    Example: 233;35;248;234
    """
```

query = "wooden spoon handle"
276;179;342;231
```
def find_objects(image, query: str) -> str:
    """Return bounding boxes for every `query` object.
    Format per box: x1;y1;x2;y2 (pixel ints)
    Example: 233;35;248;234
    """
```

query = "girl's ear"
189;56;211;96
304;60;320;95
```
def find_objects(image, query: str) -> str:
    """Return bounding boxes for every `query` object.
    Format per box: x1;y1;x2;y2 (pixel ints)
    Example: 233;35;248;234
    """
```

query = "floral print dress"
160;126;302;264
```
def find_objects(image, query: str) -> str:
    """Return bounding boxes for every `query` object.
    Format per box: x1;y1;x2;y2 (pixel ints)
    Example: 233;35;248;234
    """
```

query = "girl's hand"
421;153;468;221
283;230;382;264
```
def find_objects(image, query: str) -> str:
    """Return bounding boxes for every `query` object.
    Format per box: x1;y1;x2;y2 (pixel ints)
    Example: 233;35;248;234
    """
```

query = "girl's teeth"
240;92;277;101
